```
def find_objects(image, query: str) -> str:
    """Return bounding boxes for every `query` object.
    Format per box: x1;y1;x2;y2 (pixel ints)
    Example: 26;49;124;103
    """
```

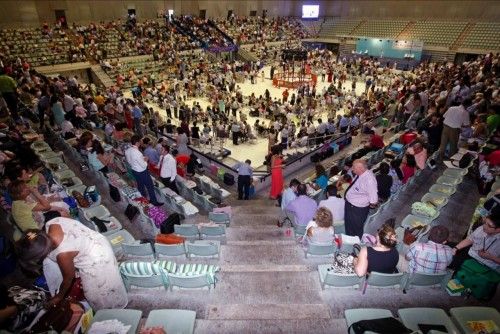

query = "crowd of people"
0;11;500;331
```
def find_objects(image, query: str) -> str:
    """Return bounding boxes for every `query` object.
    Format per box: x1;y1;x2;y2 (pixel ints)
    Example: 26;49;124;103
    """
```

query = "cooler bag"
456;259;500;300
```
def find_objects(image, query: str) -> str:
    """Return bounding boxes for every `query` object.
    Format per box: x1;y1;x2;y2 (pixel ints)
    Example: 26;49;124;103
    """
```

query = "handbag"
72;191;90;208
125;204;139;220
349;317;412;334
330;252;355;274
29;299;73;333
109;184;121;202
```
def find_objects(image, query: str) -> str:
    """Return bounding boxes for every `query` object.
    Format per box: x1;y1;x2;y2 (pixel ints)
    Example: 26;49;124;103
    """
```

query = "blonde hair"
315;207;333;228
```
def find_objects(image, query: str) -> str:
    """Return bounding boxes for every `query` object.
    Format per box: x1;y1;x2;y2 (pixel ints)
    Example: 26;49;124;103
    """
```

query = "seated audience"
286;183;317;226
311;164;328;190
403;226;453;273
407;141;428;170
400;154;417;184
353;223;399;276
318;184;345;222
452;214;500;271
304;207;335;244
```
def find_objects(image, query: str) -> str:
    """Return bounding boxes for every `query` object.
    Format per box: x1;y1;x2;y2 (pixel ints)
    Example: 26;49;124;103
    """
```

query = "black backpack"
160;213;182;234
349;317;412;334
454;152;473;168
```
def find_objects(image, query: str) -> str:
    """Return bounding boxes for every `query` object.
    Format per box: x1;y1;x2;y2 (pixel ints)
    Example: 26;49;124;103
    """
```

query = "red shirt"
370;134;385;149
486;150;500;167
176;154;190;177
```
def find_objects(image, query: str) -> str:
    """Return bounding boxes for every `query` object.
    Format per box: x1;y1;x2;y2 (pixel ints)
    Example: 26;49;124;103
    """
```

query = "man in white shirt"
319;184;345;223
344;159;378;238
158;145;178;194
125;135;163;206
438;99;471;161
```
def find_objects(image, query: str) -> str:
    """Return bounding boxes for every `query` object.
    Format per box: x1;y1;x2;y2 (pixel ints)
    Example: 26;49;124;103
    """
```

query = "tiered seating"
400;21;467;47
173;16;233;48
300;20;323;37
215;16;309;44
89;308;196;334
355;20;409;39
345;307;500;334
318;18;361;38
461;22;500;50
0;28;74;66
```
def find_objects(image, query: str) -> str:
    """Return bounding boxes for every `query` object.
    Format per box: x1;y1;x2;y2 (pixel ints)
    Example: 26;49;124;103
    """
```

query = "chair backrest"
174;224;200;239
119;262;168;290
324;272;361;288
212;187;224;200
193;192;205;207
122;243;155;258
167;273;213;290
293;223;307;237
202;196;217;212
305;243;336;258
318;264;361;289
145;309;196;334
185;241;220;258
199;225;226;237
154;243;187;257
200;180;212;195
364;272;406;293
106;230;136;255
208;212;230;226
404;272;449;291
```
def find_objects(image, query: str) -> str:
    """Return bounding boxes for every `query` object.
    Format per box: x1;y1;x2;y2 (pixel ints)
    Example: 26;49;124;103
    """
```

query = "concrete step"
206;303;331;320
219;244;330;266
225;226;293;242
194;318;347;334
230;213;281;227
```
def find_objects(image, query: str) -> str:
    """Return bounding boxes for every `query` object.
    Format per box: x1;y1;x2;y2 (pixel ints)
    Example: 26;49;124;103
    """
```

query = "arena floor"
144;65;367;169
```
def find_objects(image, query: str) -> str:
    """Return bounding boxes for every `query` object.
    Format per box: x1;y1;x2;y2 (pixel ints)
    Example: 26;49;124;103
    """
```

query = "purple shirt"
345;170;378;208
286;195;317;226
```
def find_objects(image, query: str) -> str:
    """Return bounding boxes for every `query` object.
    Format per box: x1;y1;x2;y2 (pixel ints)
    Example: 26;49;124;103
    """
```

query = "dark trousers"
439;125;460;161
132;169;160;204
232;131;239;145
345;201;370;238
161;177;179;194
2;92;18;119
238;175;251;200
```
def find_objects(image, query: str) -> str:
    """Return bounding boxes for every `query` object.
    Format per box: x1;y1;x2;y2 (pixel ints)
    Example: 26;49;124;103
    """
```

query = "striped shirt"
406;241;453;274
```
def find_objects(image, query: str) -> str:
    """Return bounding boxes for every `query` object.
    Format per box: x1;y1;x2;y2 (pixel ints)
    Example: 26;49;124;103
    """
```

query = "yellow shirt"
11;200;38;232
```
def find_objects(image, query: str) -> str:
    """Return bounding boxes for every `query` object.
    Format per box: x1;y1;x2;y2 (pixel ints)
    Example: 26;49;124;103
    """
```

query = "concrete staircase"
126;197;348;333
90;64;114;88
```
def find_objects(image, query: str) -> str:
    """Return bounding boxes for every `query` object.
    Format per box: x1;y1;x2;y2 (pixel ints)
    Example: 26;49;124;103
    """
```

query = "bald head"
352;159;368;176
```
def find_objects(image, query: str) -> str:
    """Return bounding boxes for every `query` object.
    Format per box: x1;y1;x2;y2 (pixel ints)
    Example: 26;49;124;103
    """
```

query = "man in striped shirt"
404;226;453;273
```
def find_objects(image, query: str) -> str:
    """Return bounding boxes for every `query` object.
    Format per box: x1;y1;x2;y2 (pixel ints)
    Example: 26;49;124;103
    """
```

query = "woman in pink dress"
270;150;284;200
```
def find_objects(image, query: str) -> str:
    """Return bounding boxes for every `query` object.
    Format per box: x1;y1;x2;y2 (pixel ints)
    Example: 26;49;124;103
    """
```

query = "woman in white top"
305;207;335;245
16;216;128;310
